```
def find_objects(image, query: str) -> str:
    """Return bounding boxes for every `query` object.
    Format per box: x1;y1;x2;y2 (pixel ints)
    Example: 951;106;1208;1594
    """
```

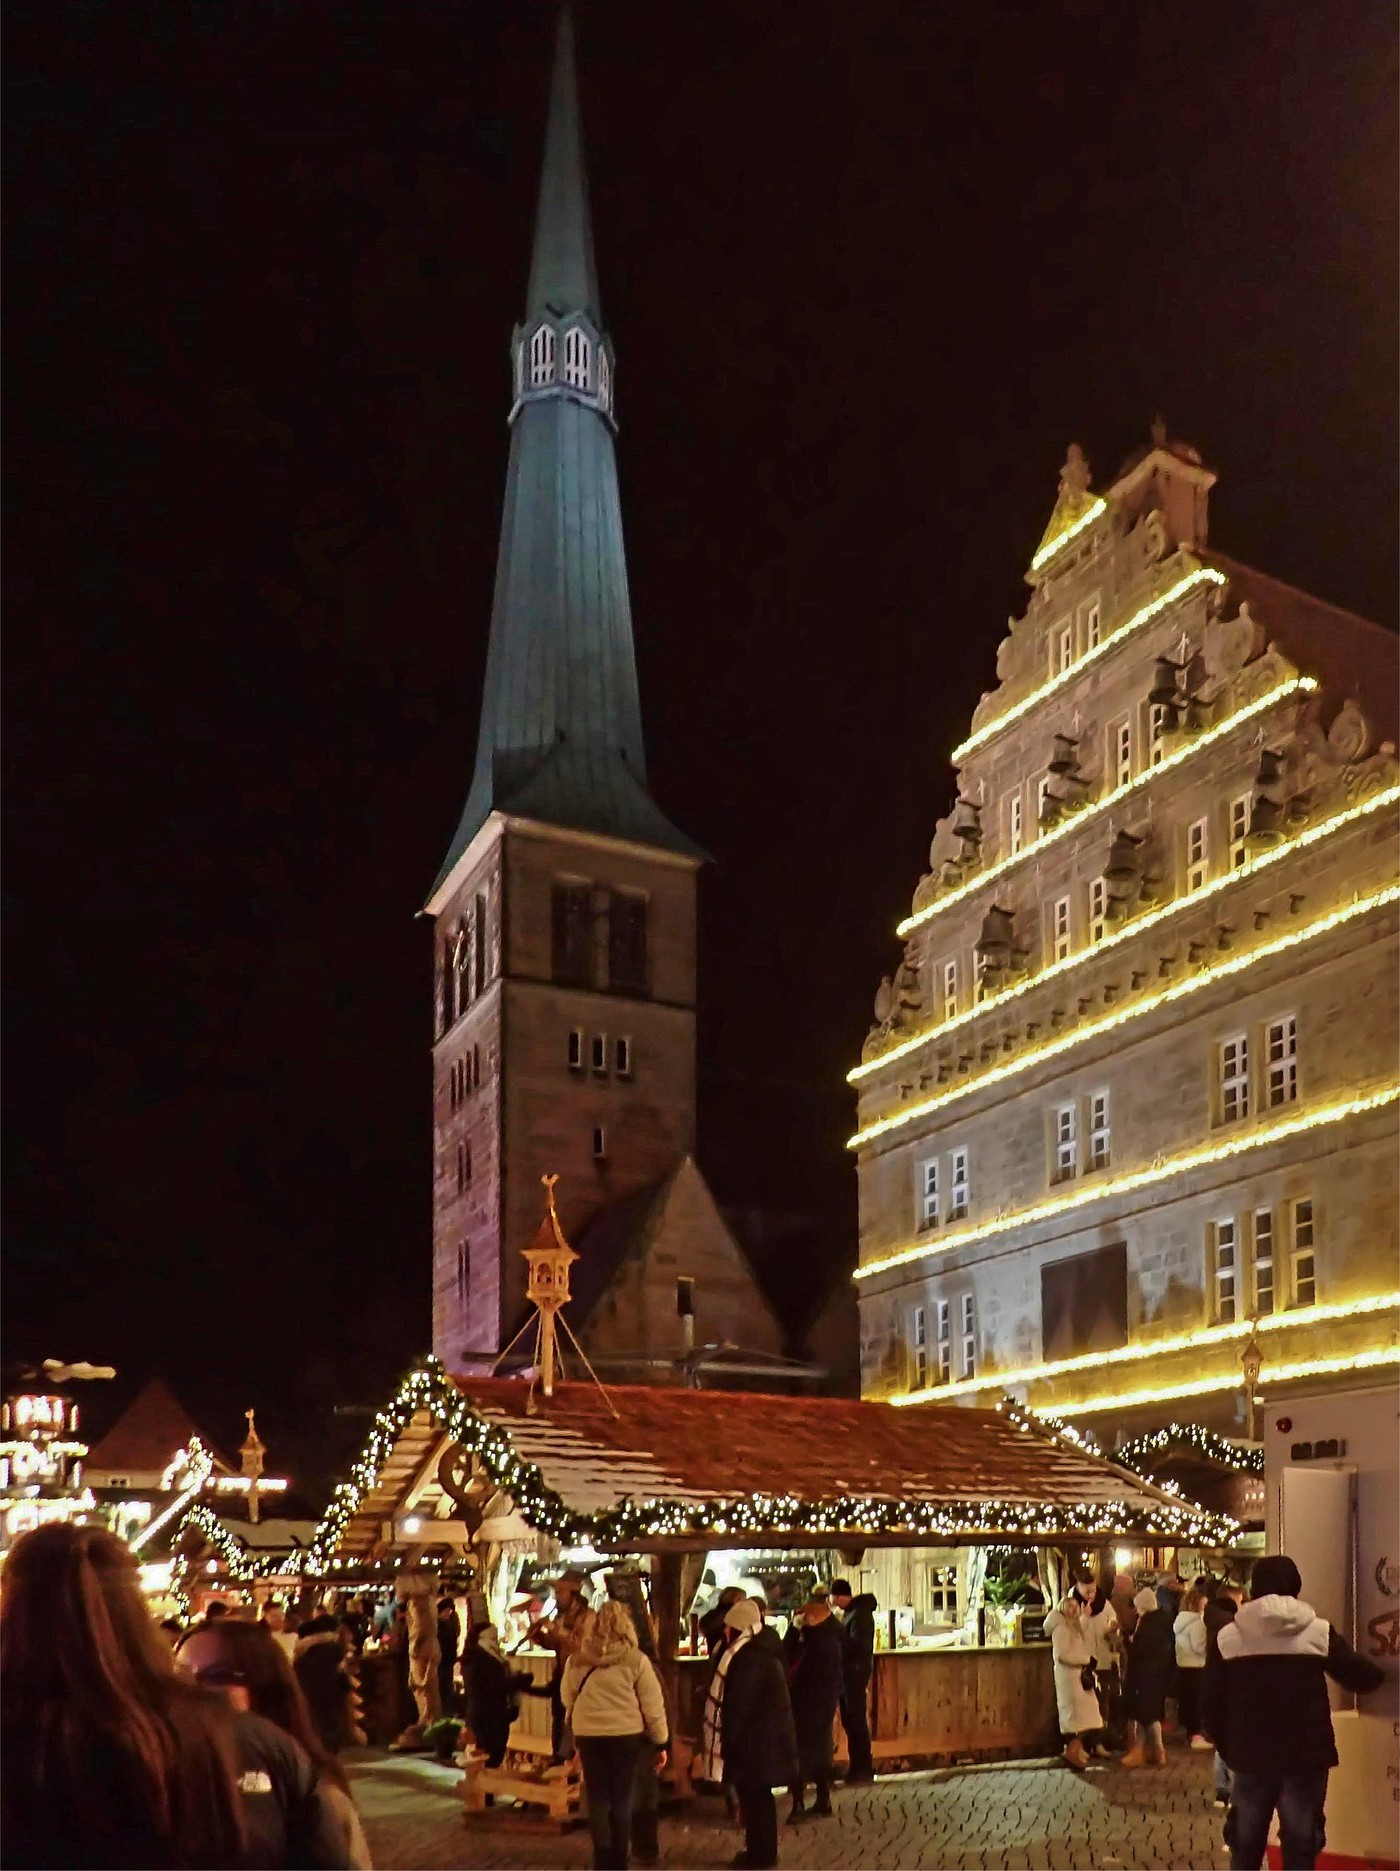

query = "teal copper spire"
430;8;698;898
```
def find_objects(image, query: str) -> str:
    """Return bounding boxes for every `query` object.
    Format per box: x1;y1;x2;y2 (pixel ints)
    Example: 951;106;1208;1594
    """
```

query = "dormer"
510;313;615;422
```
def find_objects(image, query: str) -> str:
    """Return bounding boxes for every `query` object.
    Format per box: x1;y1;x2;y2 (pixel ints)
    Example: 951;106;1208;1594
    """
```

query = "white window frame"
562;326;591;389
949;1147;969;1221
1008;791;1023;855
1253;1208;1275;1316
591;1033;609;1078
959;1293;977;1378
1088;1090;1110;1170
918;1157;940;1231
1266;1015;1298;1108
615;1035;633;1079
942;958;958;1024
591;1125;608;1159
1213;1217;1239;1324
1186;816;1209;893
1052;1102;1077;1183
1220;1034;1250;1124
1081;595;1101;650
935;1299;951;1381
567;1028;584;1073
1111;719;1132;789
1036;775;1054;835
911;1306;929;1388
529;323;556;386
1291;1200;1316;1306
1050;619;1074;675
1049;894;1072;963
1148;702;1170;768
1087;877;1107;946
1228;793;1251;870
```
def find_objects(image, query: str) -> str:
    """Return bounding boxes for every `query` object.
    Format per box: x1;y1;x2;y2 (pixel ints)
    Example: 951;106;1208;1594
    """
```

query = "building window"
1228;793;1251;870
1052;1103;1077;1183
529;323;556;386
440;943;455;1036
567;1029;584;1073
1051;619;1074;675
590;1033;608;1077
1110;719;1132;789
1008;791;1023;855
1087;877;1107;946
615;1036;632;1079
936;1299;951;1381
1042;1241;1128;1359
1219;1035;1250;1124
473;892;488;996
1212;1218;1239;1323
949;1147;970;1221
1266;1015;1298;1107
1088;1090;1110;1170
1049;895;1071;963
910;1306;928;1387
1253;1208;1275;1315
1081;596;1101;650
1036;775;1054;835
563;326;591;388
448;1057;464;1111
917;1158;939;1231
959;1293;977;1378
1186;817;1209;893
551;882;593;986
597;347;612;409
591;1125;607;1160
1291;1200;1316;1305
942;959;958;1024
457;1239;470;1307
471;1043;481;1089
1148;703;1169;767
608;892;649;996
456;1143;472;1194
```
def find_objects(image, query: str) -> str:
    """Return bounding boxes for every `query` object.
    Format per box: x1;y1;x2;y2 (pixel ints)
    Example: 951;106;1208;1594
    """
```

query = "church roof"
430;10;699;899
86;1377;233;1477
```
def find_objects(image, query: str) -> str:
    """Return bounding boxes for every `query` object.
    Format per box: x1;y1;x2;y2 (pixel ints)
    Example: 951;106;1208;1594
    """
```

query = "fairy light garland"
853;885;1398;1150
853;783;1400;1084
1031;1345;1400;1420
899;672;1316;939
953;562;1221;763
1115;1425;1264;1479
1026;495;1110;579
859;1090;1399;1283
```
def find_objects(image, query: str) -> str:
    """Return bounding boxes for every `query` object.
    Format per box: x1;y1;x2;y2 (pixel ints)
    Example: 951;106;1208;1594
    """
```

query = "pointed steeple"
429;8;698;904
524;8;600;326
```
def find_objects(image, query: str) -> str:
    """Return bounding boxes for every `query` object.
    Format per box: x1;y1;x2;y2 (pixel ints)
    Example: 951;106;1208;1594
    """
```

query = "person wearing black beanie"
1204;1553;1383;1870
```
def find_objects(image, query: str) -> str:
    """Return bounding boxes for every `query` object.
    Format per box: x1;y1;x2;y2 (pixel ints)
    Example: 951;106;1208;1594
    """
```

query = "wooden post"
650;1554;684;1731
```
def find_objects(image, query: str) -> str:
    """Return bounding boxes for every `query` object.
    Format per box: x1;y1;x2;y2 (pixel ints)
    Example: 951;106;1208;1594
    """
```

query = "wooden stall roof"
306;1366;1240;1565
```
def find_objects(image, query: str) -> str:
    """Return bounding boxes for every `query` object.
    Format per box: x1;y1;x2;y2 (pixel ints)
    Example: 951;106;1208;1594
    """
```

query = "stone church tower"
424;15;782;1376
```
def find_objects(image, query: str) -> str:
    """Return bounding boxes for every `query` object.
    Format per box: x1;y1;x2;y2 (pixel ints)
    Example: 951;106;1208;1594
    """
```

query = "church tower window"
597;347;611;409
529;324;556;385
563;326;592;388
608;892;648;996
552;883;594;985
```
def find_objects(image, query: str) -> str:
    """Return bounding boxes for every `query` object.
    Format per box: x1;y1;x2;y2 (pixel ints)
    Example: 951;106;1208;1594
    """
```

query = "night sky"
6;1;1396;1474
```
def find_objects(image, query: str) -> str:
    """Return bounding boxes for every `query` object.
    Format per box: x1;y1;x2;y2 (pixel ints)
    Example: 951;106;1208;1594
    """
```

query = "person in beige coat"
562;1603;668;1871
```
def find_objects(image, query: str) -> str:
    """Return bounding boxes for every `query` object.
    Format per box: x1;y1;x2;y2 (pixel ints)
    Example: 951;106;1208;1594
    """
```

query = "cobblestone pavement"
350;1747;1231;1870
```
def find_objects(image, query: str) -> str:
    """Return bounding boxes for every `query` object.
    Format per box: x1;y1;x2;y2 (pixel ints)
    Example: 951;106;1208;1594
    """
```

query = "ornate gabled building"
424;15;783;1377
853;427;1399;1442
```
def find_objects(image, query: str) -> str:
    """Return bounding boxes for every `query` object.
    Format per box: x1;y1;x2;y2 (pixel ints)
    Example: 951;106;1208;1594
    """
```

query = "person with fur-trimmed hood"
1045;1570;1117;1768
1204;1554;1383;1871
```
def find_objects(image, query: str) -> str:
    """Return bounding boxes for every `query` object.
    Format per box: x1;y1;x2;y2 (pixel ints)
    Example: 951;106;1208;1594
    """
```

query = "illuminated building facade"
853;429;1399;1440
425;17;782;1375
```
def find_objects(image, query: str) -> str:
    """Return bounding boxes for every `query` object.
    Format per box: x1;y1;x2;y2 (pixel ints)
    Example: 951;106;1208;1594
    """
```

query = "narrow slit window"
1186;817;1209;893
1220;1035;1250;1123
949;1147;970;1221
918;1158;939;1231
910;1306;928;1387
1253;1208;1274;1315
1088;1090;1110;1170
942;959;958;1023
567;1029;584;1073
1008;792;1023;855
591;1034;608;1077
1050;895;1072;963
1266;1015;1297;1107
1228;794;1251;870
959;1292;977;1378
1052;1103;1077;1183
591;1126;607;1160
1291;1200;1316;1305
1111;719;1132;789
1087;877;1107;946
615;1036;632;1079
1148;703;1170;768
936;1299;951;1381
1213;1218;1238;1323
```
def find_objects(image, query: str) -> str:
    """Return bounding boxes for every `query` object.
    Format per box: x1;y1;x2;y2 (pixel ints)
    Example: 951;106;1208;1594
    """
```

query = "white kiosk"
1264;1381;1399;1869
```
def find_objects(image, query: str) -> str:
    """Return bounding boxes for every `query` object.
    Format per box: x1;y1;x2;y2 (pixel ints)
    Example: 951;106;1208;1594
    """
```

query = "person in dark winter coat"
293;1618;356;1757
1202;1585;1241;1806
1204;1554;1384;1871
435;1599;461;1718
461;1627;530;1768
699;1587;747;1658
707;1599;797;1871
782;1597;845;1821
1121;1587;1176;1767
829;1580;877;1784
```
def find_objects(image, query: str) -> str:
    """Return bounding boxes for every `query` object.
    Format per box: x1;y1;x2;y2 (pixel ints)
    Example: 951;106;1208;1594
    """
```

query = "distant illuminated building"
0;1391;95;1552
852;427;1398;1445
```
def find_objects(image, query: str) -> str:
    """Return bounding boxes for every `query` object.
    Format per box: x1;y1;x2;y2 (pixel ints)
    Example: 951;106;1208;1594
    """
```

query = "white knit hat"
1133;1586;1159;1615
724;1598;764;1634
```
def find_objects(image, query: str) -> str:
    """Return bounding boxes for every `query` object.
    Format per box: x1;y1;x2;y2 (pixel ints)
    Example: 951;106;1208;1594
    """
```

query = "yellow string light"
855;1087;1399;1281
888;1290;1400;1403
853;784;1400;1084
954;564;1222;763
1031;1347;1400;1420
852;884;1398;1150
900;672;1316;939
1027;495;1110;578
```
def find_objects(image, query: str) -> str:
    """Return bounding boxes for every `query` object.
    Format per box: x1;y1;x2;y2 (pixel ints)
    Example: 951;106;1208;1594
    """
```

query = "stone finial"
1059;443;1091;498
1150;412;1168;447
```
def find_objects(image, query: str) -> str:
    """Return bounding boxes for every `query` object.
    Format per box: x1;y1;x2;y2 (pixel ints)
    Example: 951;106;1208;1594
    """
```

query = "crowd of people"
0;1521;1384;1871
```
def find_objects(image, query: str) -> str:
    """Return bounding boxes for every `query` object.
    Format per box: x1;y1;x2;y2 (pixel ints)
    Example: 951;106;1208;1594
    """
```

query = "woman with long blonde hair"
1;1522;245;1868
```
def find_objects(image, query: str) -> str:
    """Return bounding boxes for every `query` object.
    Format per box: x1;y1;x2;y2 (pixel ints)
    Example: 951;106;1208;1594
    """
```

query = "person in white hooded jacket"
562;1602;668;1871
1204;1554;1383;1871
1044;1571;1115;1769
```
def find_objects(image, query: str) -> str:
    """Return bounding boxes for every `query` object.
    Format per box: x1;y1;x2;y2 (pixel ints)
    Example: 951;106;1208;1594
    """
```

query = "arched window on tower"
597;347;611;410
563;327;591;389
529;324;556;386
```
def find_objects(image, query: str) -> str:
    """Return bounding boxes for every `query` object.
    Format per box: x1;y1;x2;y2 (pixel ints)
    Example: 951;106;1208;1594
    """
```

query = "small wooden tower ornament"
240;1408;267;1525
522;1175;578;1399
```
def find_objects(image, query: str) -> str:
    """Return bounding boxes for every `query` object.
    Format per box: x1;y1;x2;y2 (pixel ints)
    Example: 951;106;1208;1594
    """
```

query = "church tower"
424;13;705;1369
